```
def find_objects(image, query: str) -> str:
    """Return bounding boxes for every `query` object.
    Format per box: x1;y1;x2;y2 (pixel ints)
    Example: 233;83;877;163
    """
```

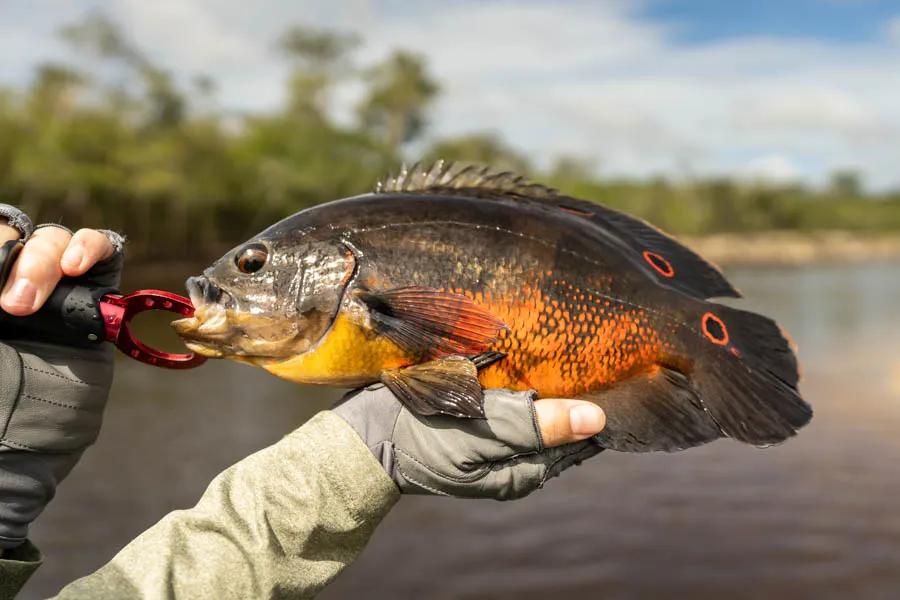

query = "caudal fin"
688;304;811;446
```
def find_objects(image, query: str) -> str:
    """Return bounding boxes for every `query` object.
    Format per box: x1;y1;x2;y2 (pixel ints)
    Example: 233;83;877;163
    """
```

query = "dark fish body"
270;192;682;388
175;164;812;452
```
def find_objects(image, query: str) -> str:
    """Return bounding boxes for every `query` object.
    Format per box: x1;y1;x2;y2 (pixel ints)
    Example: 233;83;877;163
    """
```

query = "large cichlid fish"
173;162;812;452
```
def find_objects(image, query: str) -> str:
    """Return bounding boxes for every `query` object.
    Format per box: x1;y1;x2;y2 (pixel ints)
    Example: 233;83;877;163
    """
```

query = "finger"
61;229;115;277
0;226;72;315
0;221;19;244
534;398;606;448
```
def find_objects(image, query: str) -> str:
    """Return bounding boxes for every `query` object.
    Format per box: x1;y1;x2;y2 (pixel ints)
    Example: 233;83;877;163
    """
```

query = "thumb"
534;398;606;447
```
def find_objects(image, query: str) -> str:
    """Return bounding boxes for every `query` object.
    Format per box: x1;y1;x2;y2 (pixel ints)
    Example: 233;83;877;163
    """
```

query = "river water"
18;262;900;599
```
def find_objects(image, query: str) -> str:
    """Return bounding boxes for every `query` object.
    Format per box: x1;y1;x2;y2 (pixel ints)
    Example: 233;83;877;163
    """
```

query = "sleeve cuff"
287;410;400;523
0;540;42;598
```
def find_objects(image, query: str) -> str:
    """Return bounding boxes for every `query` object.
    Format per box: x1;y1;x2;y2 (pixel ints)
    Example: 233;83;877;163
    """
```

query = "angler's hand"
0;205;124;556
334;387;606;500
0;215;117;316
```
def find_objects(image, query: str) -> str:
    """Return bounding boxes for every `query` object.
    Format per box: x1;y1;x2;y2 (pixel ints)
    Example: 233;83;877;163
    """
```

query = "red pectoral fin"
356;286;506;359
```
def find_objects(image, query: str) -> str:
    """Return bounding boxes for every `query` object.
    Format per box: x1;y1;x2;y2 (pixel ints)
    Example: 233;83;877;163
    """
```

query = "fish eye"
235;243;269;274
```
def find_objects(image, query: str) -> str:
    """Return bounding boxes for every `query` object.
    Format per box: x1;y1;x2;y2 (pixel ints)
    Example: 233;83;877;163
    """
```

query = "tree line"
1;12;897;262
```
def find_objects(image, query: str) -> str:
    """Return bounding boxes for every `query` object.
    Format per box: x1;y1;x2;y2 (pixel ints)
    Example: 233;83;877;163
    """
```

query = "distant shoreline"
682;231;900;267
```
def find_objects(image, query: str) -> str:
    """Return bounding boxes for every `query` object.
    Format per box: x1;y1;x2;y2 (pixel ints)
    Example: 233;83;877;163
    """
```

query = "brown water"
18;263;900;600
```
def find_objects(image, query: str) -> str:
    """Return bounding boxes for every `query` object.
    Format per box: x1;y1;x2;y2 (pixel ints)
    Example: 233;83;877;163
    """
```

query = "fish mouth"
171;276;238;357
172;306;232;358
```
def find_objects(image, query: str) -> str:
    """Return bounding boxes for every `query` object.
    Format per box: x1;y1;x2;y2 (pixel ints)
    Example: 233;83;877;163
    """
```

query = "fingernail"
6;279;36;309
570;405;606;436
62;245;84;270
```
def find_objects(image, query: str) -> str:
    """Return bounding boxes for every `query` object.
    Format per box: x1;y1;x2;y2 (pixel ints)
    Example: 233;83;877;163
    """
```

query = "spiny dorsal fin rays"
375;161;559;200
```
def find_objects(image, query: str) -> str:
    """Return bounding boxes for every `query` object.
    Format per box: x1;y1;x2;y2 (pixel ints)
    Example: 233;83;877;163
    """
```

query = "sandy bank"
682;231;900;267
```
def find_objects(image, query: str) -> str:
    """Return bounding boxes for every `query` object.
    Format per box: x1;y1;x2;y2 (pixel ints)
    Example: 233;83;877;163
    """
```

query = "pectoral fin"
357;286;506;359
380;355;485;418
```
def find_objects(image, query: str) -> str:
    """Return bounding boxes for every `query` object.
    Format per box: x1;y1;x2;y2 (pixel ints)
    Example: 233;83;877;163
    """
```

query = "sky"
2;0;900;190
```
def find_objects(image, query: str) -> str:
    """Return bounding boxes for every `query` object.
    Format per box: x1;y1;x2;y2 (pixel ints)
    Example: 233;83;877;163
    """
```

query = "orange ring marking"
642;250;675;278
701;312;729;346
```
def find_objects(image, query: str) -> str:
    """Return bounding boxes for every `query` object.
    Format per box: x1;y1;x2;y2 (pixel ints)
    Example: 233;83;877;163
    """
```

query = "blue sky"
2;0;900;190
642;0;900;43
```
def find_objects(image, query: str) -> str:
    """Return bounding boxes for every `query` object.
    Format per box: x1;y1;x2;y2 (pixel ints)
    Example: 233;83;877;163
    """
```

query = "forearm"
54;411;399;600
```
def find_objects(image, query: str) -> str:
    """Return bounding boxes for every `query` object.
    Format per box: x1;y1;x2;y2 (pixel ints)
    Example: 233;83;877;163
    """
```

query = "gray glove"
0;210;124;550
334;386;602;500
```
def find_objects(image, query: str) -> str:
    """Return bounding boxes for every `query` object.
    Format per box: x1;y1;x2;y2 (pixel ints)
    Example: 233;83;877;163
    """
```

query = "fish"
173;162;812;452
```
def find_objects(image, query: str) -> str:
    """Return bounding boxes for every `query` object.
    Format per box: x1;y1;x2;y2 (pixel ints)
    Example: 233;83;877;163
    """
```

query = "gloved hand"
334;385;606;500
0;205;123;552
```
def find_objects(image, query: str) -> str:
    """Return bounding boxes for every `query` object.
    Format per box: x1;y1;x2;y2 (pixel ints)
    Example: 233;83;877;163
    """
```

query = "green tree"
358;51;438;149
829;169;863;197
61;11;185;129
277;25;359;118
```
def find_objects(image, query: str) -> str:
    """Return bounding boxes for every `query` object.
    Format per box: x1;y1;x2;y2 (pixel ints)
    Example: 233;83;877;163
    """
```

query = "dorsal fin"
375;161;740;300
550;194;741;299
375;161;558;199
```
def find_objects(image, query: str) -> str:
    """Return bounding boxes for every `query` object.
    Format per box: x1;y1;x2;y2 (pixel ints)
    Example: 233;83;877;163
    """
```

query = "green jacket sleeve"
52;411;400;600
0;540;42;599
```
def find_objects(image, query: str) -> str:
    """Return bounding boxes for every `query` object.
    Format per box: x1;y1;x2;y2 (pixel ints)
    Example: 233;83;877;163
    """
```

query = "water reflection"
19;262;900;599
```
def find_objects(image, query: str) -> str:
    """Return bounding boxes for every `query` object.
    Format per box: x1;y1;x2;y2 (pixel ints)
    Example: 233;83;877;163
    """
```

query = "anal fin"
381;355;485;418
586;366;723;452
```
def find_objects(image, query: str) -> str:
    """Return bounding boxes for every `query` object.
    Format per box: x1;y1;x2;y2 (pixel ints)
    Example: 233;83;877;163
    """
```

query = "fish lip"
186;276;204;308
173;319;230;341
174;317;242;358
182;339;225;358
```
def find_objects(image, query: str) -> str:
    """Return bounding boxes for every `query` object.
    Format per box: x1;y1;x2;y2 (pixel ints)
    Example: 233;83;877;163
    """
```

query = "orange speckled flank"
472;279;671;398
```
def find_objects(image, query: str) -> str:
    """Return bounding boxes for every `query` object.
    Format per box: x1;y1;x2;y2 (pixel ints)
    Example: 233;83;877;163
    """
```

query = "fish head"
172;233;356;362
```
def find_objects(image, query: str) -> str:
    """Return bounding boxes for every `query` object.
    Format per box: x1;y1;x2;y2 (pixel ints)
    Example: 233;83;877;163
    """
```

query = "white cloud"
741;154;801;184
732;85;887;147
3;0;900;190
885;16;900;43
115;0;261;70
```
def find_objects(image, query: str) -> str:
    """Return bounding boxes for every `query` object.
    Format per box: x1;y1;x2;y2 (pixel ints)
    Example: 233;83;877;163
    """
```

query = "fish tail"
680;302;812;446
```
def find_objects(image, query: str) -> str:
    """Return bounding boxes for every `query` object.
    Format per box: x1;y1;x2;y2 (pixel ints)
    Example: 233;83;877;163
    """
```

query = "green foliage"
1;13;897;264
277;26;360;72
358;51;439;147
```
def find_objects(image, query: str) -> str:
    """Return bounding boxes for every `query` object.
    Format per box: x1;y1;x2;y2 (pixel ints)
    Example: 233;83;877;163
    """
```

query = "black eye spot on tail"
701;312;729;346
642;250;675;278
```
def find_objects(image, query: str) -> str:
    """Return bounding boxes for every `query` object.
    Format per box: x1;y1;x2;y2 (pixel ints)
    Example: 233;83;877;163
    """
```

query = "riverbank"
683;231;900;267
